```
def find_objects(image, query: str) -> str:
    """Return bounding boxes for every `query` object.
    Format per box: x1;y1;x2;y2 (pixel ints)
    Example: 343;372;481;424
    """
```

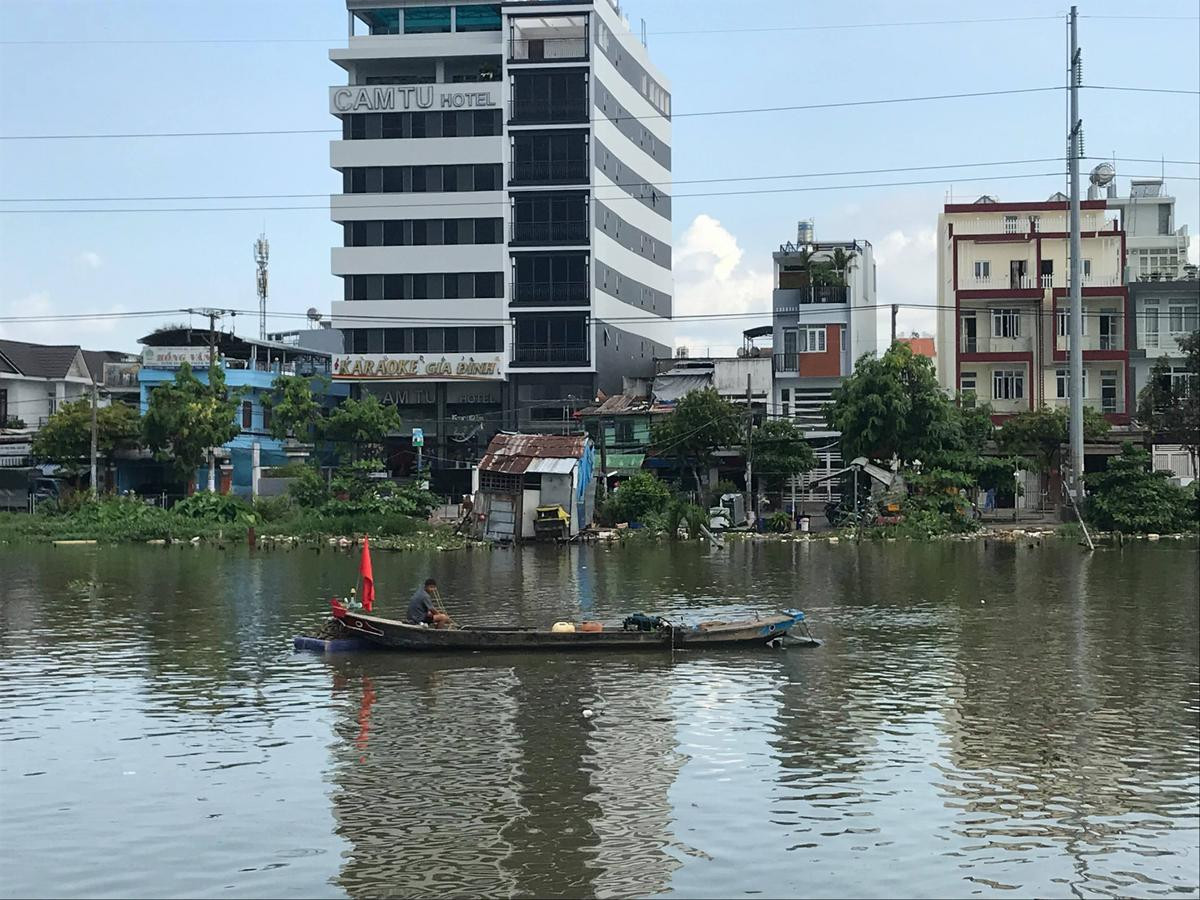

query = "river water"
1;539;1197;898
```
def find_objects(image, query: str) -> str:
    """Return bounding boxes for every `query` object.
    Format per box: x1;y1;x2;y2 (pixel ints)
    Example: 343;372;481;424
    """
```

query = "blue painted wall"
138;366;348;497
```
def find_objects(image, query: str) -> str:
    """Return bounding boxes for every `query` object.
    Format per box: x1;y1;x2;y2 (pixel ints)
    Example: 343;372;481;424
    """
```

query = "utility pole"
1067;5;1085;498
194;307;226;493
597;416;608;502
744;373;753;529
891;304;898;345
90;379;98;498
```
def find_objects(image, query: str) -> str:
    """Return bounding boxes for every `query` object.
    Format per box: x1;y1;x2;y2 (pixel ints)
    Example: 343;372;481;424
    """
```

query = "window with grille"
991;309;1020;338
992;369;1024;400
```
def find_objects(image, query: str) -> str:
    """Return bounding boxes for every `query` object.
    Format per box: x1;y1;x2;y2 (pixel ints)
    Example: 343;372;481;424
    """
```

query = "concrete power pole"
90;379;98;498
744;374;753;528
1067;6;1085;497
891;304;898;345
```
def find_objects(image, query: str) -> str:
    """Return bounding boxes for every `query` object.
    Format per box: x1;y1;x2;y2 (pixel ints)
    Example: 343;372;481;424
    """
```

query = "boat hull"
333;610;811;652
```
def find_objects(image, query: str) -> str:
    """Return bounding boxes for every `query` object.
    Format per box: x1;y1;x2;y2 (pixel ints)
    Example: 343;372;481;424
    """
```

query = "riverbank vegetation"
0;457;466;547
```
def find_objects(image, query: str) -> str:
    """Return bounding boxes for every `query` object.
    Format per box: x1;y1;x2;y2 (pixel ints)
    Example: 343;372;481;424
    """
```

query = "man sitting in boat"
406;578;450;628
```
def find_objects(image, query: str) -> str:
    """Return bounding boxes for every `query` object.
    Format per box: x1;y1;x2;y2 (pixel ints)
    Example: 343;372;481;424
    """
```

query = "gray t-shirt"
406;588;434;625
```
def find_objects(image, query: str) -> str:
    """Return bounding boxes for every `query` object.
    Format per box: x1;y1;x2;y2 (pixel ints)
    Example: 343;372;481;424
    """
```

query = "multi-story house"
770;225;879;438
327;0;672;473
1107;178;1191;282
1129;279;1200;400
935;195;1132;423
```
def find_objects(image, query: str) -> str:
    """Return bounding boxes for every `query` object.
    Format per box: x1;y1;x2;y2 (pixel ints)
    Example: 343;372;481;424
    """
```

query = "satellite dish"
1090;162;1115;187
306;307;322;322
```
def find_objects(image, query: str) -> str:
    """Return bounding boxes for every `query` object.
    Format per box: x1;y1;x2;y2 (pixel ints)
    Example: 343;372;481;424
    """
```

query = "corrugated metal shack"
472;433;596;542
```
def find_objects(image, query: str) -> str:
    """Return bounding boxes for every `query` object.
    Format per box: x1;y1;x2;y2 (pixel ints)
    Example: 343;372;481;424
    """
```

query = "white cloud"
77;251;103;269
672;214;772;356
874;226;938;337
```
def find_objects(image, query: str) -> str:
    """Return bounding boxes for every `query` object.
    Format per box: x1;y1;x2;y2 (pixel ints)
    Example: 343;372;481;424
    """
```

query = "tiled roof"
0;339;84;380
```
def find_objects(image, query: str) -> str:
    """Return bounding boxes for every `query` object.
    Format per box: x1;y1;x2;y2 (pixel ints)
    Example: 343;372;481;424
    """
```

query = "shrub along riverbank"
0;467;475;550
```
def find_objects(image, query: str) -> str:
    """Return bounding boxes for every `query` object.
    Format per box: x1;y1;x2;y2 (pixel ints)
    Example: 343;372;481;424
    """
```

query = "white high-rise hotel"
329;0;672;466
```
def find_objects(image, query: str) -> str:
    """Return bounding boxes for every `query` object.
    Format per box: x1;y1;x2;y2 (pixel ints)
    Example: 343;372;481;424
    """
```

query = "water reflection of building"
326;653;684;898
328;659;525;897
937;547;1200;883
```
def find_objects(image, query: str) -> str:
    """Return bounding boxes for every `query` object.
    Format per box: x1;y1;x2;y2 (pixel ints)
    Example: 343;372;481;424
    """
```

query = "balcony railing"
509;159;589;185
509;99;588;124
508;37;589;62
510;220;589;245
960;274;1037;290
951;214;1117;235
773;284;849;304
959;334;1034;354
510;280;589;305
510;343;591;366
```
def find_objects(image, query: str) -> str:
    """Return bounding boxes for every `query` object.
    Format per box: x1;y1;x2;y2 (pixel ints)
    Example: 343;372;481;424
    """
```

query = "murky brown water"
1;539;1197;898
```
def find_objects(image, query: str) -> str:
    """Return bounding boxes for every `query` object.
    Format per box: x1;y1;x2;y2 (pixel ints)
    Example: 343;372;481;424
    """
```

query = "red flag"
359;535;375;613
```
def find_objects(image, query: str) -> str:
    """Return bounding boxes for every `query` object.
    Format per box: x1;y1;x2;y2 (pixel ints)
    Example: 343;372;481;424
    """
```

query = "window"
1168;303;1198;334
1004;215;1020;234
1054;369;1087;399
455;4;500;31
1056;308;1089;337
992;369;1024;401
802;327;826;353
405;6;451;33
1098;310;1120;350
1158;205;1171;236
959;372;977;407
0;388;7;424
262;405;272;432
1142;300;1160;348
780;388;790;419
974;260;991;280
241;401;253;430
992;308;1020;339
840;326;846;353
1101;370;1118;413
344;272;503;300
1082;259;1092;277
615;421;634;444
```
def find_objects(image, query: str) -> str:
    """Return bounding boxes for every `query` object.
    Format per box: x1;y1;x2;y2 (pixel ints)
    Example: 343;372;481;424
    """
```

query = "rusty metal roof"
478;432;589;474
577;394;672;417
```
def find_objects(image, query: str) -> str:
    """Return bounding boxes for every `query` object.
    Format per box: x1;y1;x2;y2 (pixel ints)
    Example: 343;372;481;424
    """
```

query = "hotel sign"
330;83;497;114
141;346;215;368
332;353;505;382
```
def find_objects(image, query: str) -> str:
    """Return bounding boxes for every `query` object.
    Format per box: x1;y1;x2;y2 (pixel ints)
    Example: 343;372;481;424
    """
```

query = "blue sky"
1;0;1197;355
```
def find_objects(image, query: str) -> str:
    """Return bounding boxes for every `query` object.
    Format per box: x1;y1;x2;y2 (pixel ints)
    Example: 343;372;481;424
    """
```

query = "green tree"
260;374;328;442
606;471;671;524
1181;330;1200;473
320;393;401;463
998;405;1110;473
31;399;142;481
1137;357;1181;436
1086;442;1191;533
142;362;242;485
825;342;959;466
829;247;856;286
651;388;743;495
751;418;816;495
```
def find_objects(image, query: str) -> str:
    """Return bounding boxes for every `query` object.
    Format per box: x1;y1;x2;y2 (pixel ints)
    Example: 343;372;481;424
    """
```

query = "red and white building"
935;194;1131;423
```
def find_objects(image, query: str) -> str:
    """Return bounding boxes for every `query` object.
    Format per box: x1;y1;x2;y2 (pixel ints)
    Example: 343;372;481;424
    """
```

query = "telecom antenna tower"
254;233;270;340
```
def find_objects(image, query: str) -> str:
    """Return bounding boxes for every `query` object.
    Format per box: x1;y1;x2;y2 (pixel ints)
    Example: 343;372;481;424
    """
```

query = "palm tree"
830;248;857;286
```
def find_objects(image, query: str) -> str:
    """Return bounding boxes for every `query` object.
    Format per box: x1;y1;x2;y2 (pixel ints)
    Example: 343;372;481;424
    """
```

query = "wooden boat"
329;603;818;652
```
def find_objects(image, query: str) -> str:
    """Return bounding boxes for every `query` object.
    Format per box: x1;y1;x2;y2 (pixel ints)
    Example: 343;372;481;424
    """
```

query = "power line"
0;15;1070;45
2;157;1193;205
0;157;1075;202
5;170;1198;215
2;84;1191;143
0;86;1068;141
0;303;1178;327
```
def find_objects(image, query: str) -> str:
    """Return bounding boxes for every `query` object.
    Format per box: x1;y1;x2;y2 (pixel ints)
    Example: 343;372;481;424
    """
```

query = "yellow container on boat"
551;622;576;633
